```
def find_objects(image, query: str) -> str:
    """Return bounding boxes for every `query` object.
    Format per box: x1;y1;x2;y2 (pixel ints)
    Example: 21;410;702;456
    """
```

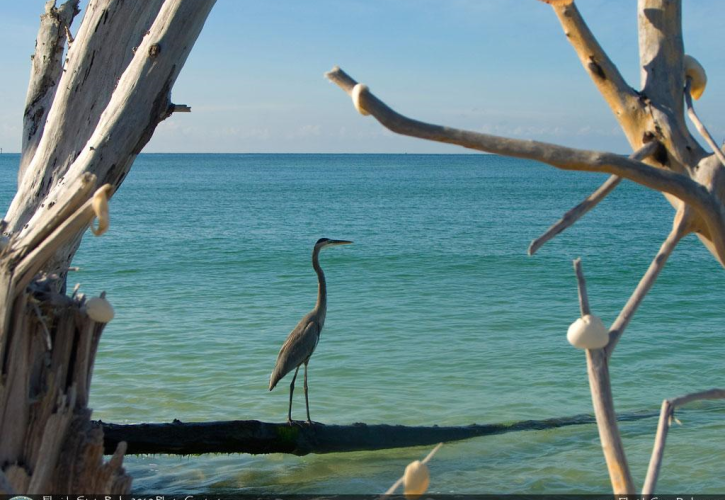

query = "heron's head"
315;238;353;250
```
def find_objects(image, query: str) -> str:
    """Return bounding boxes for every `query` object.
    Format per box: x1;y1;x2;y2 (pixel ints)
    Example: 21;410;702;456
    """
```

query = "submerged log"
100;411;657;456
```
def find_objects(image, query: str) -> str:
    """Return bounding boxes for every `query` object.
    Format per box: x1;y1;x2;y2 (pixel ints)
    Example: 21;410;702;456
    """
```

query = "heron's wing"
269;319;320;391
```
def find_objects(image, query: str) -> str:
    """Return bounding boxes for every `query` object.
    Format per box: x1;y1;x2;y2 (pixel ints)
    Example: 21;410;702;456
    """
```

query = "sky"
0;0;723;154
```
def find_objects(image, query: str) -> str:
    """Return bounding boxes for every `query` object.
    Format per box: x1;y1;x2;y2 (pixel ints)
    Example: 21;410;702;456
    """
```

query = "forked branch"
572;260;634;494
642;388;725;495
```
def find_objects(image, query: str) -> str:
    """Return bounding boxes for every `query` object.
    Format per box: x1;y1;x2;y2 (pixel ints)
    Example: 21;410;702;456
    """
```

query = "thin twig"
685;79;725;168
529;142;658;255
573;258;591;316
642;388;725;495
604;208;691;358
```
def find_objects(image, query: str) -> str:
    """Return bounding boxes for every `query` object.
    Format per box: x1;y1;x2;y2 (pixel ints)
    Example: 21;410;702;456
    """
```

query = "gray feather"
269;315;320;391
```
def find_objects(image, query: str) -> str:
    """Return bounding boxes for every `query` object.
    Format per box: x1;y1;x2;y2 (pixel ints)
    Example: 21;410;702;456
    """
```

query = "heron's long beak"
328;239;353;246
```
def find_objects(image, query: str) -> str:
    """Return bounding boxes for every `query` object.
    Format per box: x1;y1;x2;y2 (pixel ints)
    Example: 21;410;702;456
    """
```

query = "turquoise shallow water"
0;153;723;494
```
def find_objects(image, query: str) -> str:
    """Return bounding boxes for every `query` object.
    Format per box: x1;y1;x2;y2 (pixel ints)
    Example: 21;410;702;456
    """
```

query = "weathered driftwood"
100;411;657;457
0;0;216;494
20;0;79;178
327;0;725;495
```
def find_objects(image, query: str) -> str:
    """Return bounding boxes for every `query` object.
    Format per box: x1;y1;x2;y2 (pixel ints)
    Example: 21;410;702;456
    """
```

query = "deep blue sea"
0;153;723;494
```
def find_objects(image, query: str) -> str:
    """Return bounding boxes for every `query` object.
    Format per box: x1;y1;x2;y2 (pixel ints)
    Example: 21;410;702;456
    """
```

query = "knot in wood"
148;44;161;58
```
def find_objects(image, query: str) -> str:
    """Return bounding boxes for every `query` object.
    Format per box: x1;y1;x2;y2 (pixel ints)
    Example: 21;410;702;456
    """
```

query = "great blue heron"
269;238;353;423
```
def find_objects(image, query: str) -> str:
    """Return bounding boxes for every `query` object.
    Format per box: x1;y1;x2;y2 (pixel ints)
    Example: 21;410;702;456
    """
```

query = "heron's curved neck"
312;247;326;318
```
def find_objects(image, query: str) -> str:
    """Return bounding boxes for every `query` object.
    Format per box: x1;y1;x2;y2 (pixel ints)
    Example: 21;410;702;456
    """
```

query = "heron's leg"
288;366;300;424
304;361;311;424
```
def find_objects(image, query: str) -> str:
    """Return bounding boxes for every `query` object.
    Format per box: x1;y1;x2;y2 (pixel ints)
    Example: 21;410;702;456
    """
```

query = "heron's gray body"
268;238;351;423
268;313;321;391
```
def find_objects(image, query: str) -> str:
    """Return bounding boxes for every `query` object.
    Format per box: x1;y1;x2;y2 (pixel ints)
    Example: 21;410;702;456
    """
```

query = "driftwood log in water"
100;411;657;456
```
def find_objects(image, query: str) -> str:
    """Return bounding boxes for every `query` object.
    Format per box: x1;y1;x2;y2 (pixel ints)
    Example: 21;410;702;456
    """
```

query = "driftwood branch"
550;2;644;140
13;184;112;294
573;210;690;494
13;0;166;195
585;350;633;494
325;67;725;266
604;208;690;358
642;388;725;495
572;260;634;494
573;258;590;316
99;412;657;457
685;80;725;168
638;0;685;124
20;0;80;179
5;0;216;281
529;142;658;255
11;173;96;258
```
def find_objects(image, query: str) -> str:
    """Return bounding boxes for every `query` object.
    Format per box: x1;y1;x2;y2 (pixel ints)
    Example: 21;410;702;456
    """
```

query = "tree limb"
577;210;689;494
604;208;691;358
551;2;644;141
685;80;725;168
11;173;97;258
20;0;80;179
6;0;216;280
573;260;634;494
586;348;635;494
529;142;658;255
8;0;167;229
642;388;725;495
12;185;112;294
325;67;725;265
99;412;657;456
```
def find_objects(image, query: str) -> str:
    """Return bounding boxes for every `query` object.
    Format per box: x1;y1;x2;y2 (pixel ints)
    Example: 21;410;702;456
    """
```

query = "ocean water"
0;153;723;494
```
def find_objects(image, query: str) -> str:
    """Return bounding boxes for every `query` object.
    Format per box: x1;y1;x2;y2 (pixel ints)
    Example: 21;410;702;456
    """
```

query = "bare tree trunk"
0;0;215;494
